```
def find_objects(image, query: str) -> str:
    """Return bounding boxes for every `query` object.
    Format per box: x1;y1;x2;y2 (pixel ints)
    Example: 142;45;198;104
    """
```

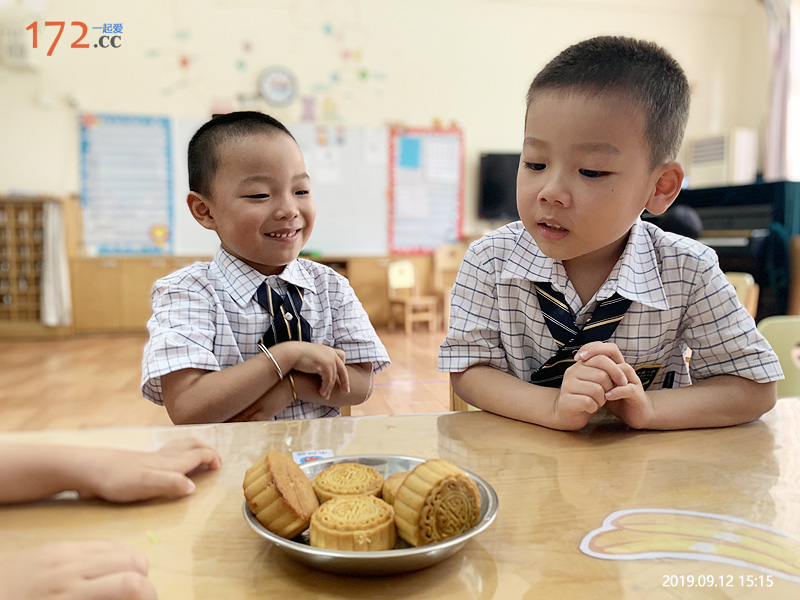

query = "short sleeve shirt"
142;248;390;419
438;219;783;389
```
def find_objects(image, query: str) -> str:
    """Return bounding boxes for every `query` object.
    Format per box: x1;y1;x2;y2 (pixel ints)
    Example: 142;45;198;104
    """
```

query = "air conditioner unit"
687;128;758;189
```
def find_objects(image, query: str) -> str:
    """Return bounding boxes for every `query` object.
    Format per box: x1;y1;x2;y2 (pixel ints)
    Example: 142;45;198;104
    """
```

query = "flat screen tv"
478;152;521;221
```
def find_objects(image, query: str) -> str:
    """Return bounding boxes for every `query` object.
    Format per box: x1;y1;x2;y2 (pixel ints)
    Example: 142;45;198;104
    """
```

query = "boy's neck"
561;236;628;306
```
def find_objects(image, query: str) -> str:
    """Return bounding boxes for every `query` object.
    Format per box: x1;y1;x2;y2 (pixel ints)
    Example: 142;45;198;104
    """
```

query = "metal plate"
242;454;499;576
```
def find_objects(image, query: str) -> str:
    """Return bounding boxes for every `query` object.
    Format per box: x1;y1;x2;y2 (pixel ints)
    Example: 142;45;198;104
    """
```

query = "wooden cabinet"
70;256;209;333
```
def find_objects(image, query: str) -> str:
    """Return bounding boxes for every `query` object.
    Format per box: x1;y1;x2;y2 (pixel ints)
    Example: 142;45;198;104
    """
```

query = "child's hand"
77;438;222;503
554;352;628;429
574;341;655;428
602;363;655;429
0;541;155;600
290;342;350;400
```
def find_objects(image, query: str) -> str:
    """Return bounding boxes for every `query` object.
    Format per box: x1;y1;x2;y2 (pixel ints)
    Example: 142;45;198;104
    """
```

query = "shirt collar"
500;219;670;310
213;247;316;308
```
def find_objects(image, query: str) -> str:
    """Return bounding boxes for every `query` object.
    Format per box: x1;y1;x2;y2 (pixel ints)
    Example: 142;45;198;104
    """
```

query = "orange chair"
387;260;438;334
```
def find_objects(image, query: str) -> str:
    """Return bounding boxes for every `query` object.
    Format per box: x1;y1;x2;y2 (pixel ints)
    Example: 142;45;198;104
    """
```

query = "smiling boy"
142;112;389;424
439;37;782;431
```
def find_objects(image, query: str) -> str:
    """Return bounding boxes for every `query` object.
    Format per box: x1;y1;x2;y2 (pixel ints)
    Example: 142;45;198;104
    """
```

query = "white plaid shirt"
142;248;390;420
439;219;783;389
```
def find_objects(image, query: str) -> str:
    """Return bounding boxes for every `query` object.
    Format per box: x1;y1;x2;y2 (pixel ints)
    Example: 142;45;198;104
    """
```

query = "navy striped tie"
255;282;312;348
530;282;631;387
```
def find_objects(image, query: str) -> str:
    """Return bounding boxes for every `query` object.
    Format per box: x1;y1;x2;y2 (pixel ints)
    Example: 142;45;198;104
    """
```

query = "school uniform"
142;247;389;420
438;219;782;390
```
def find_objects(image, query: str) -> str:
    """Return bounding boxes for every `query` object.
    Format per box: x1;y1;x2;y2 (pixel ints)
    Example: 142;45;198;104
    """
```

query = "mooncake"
243;451;319;539
311;462;384;503
309;494;396;551
381;470;409;505
393;459;480;547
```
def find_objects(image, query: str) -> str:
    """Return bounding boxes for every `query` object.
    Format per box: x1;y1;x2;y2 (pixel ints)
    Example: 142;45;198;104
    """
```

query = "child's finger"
575;341;624;364
336;357;350;394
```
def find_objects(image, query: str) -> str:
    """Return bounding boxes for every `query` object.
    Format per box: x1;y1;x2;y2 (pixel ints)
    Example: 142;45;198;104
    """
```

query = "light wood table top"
1;400;799;599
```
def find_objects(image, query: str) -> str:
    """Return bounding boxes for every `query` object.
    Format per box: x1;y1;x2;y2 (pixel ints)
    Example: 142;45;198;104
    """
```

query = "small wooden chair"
433;243;468;331
724;271;760;318
387;260;438;334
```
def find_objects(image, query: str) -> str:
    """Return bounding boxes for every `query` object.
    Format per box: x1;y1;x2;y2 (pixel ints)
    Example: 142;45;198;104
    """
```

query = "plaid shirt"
439;219;783;389
142;247;389;420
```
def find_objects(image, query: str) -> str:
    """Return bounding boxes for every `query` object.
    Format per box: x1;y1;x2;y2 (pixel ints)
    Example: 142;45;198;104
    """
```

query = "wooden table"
1;400;799;599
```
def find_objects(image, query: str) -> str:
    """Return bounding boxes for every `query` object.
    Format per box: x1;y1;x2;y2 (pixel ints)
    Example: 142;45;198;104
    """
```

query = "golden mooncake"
381;470;409;505
310;495;396;551
393;459;480;547
311;462;384;503
243;451;319;539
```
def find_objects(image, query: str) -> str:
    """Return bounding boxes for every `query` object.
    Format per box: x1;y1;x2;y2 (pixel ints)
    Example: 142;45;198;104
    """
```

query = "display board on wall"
389;127;463;254
80;114;172;255
80;115;461;258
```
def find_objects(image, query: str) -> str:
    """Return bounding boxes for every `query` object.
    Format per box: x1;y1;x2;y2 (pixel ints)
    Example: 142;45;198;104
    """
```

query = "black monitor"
478;153;520;221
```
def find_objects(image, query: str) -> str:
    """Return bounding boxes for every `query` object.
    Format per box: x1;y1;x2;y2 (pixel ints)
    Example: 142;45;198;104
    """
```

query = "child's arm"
579;342;777;429
0;541;155;600
161;340;349;424
0;439;222;505
227;362;373;421
451;357;627;430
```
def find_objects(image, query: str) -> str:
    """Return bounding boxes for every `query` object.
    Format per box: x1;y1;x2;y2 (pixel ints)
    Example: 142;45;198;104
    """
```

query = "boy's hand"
77;439;222;503
602;363;655;429
554;352;628;430
0;541;155;600
574;341;655;428
289;342;350;399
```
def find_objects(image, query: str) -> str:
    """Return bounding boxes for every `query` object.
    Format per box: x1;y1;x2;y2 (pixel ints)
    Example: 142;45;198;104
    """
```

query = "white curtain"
41;200;72;327
762;0;799;181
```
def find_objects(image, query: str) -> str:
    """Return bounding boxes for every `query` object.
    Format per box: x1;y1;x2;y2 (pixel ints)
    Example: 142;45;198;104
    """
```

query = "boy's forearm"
638;376;776;430
451;366;562;428
163;353;289;424
0;445;88;504
292;363;374;408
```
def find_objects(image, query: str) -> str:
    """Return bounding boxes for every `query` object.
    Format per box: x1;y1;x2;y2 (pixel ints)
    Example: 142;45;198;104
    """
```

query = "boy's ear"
187;192;217;231
645;162;684;216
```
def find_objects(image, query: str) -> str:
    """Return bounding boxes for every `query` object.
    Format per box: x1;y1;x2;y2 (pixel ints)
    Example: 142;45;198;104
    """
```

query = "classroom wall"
0;0;770;241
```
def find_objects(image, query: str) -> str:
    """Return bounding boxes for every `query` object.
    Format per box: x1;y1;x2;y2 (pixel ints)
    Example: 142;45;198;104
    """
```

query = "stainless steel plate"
242;454;499;576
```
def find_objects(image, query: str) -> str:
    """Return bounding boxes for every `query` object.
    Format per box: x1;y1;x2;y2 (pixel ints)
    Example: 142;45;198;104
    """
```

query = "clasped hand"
554;341;654;430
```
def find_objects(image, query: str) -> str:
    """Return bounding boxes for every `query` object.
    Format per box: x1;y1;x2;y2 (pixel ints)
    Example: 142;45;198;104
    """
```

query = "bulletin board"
80;114;173;255
389;127;464;254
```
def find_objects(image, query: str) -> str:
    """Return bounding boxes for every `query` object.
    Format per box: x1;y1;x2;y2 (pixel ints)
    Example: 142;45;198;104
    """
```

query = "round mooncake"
243;451;319;539
393;458;480;547
381;470;409;505
311;462;384;503
310;494;396;551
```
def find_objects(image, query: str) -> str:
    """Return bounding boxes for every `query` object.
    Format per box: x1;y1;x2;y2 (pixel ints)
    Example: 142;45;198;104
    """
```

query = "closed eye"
579;169;610;178
524;162;546;171
244;194;269;199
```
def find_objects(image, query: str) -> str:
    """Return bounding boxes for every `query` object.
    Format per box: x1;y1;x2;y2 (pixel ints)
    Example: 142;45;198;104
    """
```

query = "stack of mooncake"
243;453;481;552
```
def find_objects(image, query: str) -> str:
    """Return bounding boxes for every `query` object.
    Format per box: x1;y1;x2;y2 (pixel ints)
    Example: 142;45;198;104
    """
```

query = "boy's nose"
273;194;300;219
537;173;572;207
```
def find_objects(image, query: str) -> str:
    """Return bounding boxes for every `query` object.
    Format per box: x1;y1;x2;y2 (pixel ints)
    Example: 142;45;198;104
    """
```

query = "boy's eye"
579;169;609;178
245;194;269;199
524;162;546;171
295;190;309;196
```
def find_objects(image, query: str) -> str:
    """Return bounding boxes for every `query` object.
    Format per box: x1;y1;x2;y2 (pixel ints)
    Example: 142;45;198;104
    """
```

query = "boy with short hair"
439;36;782;431
142;112;389;424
